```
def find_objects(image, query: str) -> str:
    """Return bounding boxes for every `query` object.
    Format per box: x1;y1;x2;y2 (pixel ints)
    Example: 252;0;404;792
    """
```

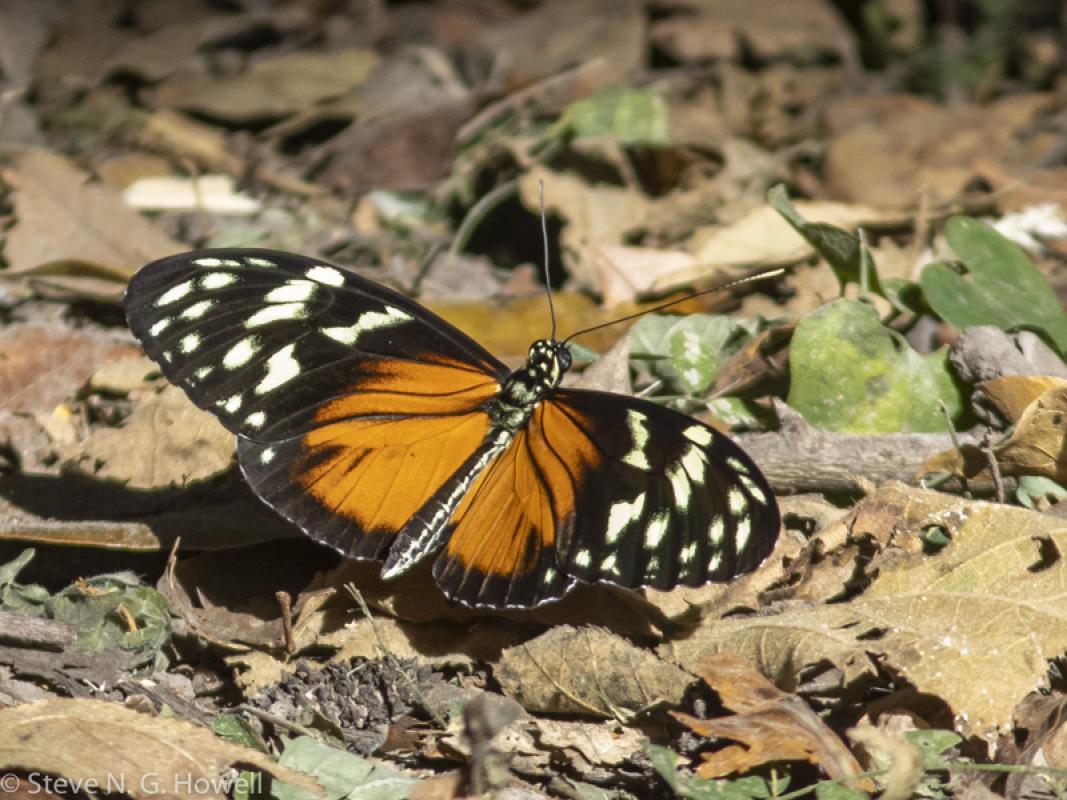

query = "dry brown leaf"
992;385;1067;482
478;0;644;91
155;49;379;122
824;95;1054;208
63;385;234;489
518;167;654;291
673;653;867;785
2;148;181;273
591;244;696;307
650;0;851;63
0;322;140;415
531;718;644;774
677;201;896;289
848;723;925;800
920;385;1067;483
495;625;691;717
0;697;321;799
979;376;1067;422
665;485;1067;736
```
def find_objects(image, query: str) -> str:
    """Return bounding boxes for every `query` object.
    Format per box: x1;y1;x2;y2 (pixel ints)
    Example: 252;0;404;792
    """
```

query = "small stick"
276;591;295;657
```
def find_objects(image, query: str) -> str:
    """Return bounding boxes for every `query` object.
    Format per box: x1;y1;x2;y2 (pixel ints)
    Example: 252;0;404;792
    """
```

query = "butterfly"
124;249;780;608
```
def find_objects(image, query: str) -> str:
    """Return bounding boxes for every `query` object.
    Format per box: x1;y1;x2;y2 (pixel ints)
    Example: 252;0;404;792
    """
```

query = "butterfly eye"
557;345;572;373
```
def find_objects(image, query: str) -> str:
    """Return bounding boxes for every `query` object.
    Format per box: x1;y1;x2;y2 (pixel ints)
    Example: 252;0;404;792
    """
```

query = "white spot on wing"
149;318;171;336
680;541;697;565
256;344;300;395
156;281;193;306
179;333;200;353
726;456;750;476
667;461;690;507
322;306;412;345
740;474;767;503
709;515;724;545
180;299;214;320
680;444;705;485
246;302;308;327
605;493;646;544
736;516;752;553
200;272;237;290
193;257;222;267
574;550;591;568
194;366;213;380
622;409;652;470
245;257;276;268
266;280;315;303
260;447;276;464
645;511;670;549
222;394;242;413
246;411;266;429
306;265;345;286
223;336;261;369
682;425;713;447
602;553;618;573
709;550;723;572
728;487;746;516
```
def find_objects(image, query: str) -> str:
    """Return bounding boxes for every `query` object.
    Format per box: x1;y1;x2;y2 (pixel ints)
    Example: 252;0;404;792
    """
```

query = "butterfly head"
526;339;572;388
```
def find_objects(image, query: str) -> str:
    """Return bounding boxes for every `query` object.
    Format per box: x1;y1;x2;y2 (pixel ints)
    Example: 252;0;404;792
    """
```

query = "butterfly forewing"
125;248;781;609
124;249;506;440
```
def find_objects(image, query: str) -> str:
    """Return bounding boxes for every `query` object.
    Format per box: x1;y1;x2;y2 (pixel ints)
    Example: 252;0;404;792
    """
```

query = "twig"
276;591;295;657
344;584;448;729
980;430;1006;504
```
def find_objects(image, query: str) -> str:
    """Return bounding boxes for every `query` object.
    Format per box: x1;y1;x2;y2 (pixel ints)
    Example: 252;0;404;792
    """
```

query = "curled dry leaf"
920;384;1067;483
665;484;1067;736
0;697;322;800
978;376;1067;423
495;625;691;717
672;653;868;785
63;385;234;489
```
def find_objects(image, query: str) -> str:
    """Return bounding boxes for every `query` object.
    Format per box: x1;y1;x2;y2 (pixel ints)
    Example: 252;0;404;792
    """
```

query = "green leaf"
556;86;670;145
214;713;270;753
815;781;870;800
920;216;1067;355
273;737;416;800
787;299;963;433
768;185;883;296
644;744;775;800
48;574;172;672
630;315;756;396
904;729;962;771
0;549;49;615
1016;475;1067;509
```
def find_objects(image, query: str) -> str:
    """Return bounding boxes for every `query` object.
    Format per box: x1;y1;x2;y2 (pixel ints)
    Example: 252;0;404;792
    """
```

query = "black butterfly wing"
432;388;779;608
124;249;509;561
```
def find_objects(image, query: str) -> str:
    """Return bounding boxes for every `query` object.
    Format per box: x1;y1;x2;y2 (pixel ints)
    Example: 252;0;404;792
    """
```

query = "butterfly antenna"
562;268;785;345
539;180;558;342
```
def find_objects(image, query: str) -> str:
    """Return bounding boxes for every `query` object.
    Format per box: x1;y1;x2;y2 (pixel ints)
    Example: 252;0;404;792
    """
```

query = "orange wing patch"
313;356;499;422
526;399;601;525
444;429;555;579
297;411;491;532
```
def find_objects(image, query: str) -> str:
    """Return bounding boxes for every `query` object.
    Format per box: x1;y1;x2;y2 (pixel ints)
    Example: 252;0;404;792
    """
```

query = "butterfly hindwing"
528;389;779;593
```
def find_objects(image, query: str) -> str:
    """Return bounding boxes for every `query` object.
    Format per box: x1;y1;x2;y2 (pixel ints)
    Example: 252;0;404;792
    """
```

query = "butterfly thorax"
489;339;572;432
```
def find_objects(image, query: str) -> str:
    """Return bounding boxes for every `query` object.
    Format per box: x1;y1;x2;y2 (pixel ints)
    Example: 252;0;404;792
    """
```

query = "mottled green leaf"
273;737;415;800
630;315;757;396
787;299;962;432
557;87;670;145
